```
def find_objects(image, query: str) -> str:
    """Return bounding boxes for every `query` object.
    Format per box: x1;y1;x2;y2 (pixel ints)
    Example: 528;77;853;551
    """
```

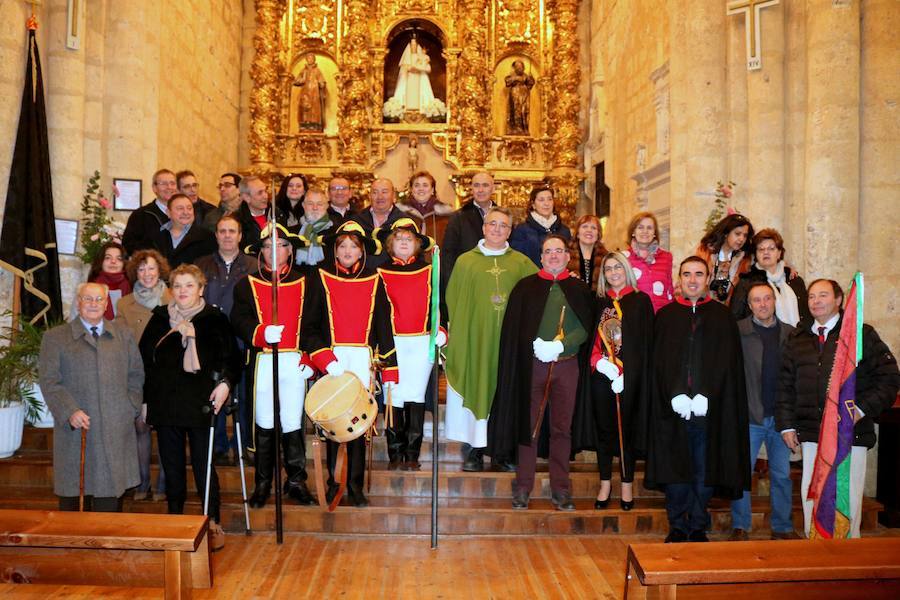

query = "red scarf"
91;271;131;320
537;268;570;281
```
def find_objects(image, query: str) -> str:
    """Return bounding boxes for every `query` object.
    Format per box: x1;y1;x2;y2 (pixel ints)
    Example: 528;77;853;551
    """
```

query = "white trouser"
390;334;433;407
800;441;867;538
254;351;308;432
333;345;373;392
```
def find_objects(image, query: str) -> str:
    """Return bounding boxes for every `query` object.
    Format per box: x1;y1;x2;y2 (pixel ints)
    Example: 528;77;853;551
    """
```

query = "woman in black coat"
588;251;653;511
509;185;572;266
139;264;239;551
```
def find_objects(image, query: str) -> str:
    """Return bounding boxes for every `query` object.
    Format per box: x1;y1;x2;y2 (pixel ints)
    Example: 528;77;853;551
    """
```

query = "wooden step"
0;485;881;536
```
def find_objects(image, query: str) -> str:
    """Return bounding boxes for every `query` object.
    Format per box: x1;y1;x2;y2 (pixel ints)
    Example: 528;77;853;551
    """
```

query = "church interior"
0;0;898;598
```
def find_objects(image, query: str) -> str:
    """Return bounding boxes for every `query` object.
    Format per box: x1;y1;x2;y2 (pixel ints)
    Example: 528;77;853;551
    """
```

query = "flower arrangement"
77;170;126;265
705;180;736;233
383;97;404;120
421;98;447;120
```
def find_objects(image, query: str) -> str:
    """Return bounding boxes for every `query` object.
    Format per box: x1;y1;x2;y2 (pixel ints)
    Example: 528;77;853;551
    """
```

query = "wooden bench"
0;509;211;599
624;537;900;599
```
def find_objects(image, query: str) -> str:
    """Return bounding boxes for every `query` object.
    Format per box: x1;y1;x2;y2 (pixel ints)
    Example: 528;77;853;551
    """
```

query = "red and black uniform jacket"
377;257;445;339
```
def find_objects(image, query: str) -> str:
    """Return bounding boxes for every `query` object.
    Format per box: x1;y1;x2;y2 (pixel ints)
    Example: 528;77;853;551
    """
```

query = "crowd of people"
38;167;899;550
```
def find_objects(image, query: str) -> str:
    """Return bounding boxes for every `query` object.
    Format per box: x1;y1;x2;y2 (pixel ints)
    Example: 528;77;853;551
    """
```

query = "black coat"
775;314;899;449
441;200;487;292
509;214;572;267
644;298;750;499
487;274;595;462
236;202;286;254
730;265;811;323
572;290;654;457
122;201;169;255
155;224;217;268
140;304;240;429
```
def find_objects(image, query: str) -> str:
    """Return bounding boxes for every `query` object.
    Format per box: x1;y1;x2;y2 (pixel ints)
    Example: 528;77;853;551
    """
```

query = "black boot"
403;403;425;470
462;447;484;472
347;437;369;507
385;405;407;470
249;426;275;508
326;440;342;503
282;429;314;505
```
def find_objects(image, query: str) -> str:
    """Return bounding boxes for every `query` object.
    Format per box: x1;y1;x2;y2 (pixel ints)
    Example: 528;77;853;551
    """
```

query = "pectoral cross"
727;0;779;71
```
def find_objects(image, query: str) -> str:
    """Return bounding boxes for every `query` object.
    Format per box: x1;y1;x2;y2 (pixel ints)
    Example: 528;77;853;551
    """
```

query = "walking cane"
267;207;285;544
227;393;252;535
599;329;628;482
532;306;567;442
79;428;87;512
202;403;217;517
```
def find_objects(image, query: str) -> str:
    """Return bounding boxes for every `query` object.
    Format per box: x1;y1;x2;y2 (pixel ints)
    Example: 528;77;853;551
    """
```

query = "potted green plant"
0;315;48;457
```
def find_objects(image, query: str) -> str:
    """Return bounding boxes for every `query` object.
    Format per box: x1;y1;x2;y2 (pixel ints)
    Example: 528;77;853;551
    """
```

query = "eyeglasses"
217;182;236;189
181;183;199;189
603;263;625;273
79;296;106;304
329;185;349;191
485;220;510;230
542;248;567;256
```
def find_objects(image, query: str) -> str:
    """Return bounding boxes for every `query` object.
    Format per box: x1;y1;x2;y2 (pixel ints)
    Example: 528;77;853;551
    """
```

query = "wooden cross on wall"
727;0;780;71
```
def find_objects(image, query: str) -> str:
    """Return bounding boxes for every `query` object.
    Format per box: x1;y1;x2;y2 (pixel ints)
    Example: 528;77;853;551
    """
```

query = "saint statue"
505;60;535;136
407;137;419;176
391;38;436;112
293;53;326;132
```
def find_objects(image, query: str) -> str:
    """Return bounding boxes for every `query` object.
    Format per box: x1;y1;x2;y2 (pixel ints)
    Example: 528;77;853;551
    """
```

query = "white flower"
421;98;447;118
383;97;404;119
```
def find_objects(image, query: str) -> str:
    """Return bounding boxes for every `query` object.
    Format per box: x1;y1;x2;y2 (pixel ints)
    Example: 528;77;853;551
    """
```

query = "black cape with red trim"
571;289;654;457
486;273;594;462
643;297;750;499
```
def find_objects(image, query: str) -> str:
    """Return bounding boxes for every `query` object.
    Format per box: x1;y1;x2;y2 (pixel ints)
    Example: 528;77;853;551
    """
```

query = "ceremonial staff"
598;328;627;482
268;195;285;544
532;306;566;442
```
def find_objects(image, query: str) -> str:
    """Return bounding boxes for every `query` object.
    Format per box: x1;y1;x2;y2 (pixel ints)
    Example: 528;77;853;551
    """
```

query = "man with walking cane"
488;235;594;511
231;221;317;515
39;282;144;512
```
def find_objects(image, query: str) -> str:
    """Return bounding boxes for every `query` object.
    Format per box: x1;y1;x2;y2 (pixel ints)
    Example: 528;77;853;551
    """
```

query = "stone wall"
0;0;243;313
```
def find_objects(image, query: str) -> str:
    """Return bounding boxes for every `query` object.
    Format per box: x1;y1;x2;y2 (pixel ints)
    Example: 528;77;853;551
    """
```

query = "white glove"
264;325;284;344
533;338;564;363
595;357;620;381
611;374;624;394
671;394;692;420
326;361;345;376
691;394;709;417
435;330;447;347
298;364;314;380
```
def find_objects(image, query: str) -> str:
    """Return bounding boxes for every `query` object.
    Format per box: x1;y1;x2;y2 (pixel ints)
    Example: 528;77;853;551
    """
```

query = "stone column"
455;0;489;169
803;0;859;282
249;0;283;172
745;1;785;232
859;0;899;353
337;0;370;167
667;0;728;259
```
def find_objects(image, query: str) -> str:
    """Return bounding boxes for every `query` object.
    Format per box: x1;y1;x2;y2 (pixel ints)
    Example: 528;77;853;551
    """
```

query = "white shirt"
811;312;840;341
79;318;104;337
155;199;169;216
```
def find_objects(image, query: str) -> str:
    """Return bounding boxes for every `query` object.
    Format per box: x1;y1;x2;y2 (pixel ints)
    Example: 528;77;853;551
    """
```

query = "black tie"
91;326;99;340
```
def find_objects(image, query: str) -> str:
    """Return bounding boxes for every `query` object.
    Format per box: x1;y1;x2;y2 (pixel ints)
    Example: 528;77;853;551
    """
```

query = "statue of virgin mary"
390;38;436;112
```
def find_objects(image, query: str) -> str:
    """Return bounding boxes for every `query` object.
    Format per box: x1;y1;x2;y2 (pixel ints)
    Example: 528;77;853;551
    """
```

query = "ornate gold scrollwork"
548;0;580;169
250;0;285;168
455;0;490;168
338;0;371;165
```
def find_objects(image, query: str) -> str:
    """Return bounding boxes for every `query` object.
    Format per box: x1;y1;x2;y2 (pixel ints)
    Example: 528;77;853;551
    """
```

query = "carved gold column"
547;0;582;224
455;0;490;169
337;0;370;166
249;0;284;172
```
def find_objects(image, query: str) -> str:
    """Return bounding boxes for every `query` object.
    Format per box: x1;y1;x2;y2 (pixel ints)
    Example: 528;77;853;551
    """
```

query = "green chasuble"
444;242;537;446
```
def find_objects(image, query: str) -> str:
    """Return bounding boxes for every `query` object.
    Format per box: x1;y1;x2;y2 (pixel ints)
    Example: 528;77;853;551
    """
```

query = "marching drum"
305;372;376;443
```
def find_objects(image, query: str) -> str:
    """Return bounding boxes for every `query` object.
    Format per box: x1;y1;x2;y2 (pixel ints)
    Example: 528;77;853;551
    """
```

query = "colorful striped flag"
808;272;864;539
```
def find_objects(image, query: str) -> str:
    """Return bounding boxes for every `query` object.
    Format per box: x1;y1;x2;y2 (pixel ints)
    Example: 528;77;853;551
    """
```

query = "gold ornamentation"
294;1;336;42
338;0;371;165
548;0;580;169
249;0;286;168
497;0;539;47
456;0;490;168
497;137;534;166
547;170;582;226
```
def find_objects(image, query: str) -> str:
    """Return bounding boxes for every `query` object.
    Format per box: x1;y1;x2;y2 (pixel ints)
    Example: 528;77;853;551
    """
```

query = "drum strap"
311;435;348;512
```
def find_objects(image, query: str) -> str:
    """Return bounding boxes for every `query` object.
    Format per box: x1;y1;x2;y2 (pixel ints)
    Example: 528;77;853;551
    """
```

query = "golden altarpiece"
248;0;582;222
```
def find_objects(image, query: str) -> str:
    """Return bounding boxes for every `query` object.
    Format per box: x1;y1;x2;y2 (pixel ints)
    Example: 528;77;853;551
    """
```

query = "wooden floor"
0;532;649;599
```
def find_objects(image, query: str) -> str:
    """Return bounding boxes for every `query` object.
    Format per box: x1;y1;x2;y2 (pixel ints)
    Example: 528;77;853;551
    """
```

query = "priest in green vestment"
445;206;537;471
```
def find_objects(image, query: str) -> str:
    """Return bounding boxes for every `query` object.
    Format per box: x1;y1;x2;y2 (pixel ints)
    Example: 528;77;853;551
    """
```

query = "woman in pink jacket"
621;212;673;313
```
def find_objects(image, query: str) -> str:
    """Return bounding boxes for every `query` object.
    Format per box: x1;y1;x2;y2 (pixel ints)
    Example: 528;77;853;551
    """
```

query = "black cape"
487;273;594;461
572;289;654;457
644;297;750;499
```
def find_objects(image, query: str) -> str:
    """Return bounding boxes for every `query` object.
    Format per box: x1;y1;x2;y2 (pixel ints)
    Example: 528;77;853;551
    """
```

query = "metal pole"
268;198;284;544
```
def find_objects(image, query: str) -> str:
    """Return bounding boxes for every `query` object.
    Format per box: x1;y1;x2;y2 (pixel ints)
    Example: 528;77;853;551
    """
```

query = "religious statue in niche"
293;53;326;132
505;60;535;135
407;137;419;176
383;31;447;123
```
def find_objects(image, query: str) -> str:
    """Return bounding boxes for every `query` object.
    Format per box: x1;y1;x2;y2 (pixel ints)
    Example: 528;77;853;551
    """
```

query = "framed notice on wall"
113;178;142;211
54;219;79;255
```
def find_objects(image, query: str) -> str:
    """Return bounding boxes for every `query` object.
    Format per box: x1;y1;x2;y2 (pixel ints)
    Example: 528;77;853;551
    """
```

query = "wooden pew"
624;537;900;599
0;509;211;599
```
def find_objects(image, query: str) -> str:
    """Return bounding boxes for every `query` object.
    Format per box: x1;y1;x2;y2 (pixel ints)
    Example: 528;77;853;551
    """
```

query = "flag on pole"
0;28;62;324
808;272;864;539
428;246;441;362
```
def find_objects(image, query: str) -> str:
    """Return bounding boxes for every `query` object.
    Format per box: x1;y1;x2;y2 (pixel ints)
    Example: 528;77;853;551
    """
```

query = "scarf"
133;280;167;309
530;211;558;231
631;240;660;265
166;299;206;373
767;262;801;326
295;214;332;265
92;270;131;320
